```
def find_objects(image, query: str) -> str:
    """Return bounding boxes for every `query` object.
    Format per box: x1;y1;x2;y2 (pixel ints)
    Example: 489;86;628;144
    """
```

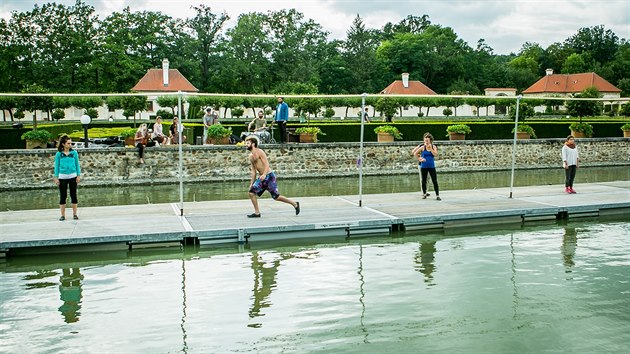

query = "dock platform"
1;181;628;256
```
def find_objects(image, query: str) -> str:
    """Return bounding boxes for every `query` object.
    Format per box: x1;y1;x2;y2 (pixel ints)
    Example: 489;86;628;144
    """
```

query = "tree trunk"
33;111;37;130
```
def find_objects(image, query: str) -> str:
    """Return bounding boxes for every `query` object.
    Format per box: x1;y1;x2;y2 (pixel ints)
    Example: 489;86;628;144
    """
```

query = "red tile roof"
523;72;620;94
132;69;199;92
380;80;436;95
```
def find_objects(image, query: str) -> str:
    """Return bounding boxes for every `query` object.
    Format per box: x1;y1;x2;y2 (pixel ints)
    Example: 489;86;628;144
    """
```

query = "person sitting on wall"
169;116;187;145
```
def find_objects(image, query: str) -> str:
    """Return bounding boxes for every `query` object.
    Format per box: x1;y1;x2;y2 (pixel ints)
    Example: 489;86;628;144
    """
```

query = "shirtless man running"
245;135;300;218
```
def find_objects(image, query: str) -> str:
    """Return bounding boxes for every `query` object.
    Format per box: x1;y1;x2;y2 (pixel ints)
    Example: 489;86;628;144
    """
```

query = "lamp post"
80;114;91;148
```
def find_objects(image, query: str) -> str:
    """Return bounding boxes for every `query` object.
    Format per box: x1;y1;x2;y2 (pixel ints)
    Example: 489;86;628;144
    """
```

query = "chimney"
162;58;170;87
402;73;409;88
545;68;553;76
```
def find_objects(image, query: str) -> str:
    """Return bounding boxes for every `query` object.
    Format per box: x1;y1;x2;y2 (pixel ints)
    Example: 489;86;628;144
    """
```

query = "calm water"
1;219;629;353
3;166;629;211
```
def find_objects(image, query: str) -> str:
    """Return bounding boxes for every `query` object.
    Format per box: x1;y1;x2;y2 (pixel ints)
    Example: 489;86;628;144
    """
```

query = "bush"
231;107;244;118
295;127;325;136
569;122;594;137
512;124;537;138
119;128;137;138
323;107;335;119
21;129;54;143
374;125;402;139
442;108;453;117
207;124;232;138
446;124;471;135
51;109;65;121
85;108;98;119
155;109;174;120
620;123;630;131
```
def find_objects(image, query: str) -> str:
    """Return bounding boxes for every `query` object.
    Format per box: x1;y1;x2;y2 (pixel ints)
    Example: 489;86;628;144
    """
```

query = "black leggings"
565;165;577;187
421;167;440;196
136;141;156;158
59;177;78;205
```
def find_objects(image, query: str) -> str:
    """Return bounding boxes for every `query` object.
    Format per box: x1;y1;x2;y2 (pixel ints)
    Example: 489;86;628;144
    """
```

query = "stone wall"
1;138;628;190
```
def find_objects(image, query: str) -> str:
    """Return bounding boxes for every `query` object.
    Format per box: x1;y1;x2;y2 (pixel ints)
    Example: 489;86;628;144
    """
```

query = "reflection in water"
357;245;368;343
248;252;292;328
414;241;436;286
180;259;188;354
58;268;83;323
562;227;578;273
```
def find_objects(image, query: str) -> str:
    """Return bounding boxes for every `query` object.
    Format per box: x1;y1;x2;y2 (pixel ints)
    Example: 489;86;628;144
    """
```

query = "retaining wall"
1;138;628;190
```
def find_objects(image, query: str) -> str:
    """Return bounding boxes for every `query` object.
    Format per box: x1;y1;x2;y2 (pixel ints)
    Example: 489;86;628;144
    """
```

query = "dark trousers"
59;177;78;205
136;141;156;158
565;165;577;187
421;167;440;196
276;121;287;143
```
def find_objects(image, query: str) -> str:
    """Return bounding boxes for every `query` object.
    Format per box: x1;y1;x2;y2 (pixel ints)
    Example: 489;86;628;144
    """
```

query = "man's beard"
246;145;253;151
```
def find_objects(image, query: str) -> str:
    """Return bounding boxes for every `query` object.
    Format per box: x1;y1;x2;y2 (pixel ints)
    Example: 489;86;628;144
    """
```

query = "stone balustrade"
1;138;628;190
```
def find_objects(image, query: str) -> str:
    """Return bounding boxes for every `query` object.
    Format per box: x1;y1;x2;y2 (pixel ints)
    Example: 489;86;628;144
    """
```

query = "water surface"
1;219;628;353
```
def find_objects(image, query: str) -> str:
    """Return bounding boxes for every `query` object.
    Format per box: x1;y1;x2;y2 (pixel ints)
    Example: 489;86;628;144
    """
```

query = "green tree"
0;96;18;121
566;87;603;119
342;15;380;93
375;97;399;122
562;53;593;74
17;84;53;129
121;95;147;126
564;25;619;65
156;96;180;115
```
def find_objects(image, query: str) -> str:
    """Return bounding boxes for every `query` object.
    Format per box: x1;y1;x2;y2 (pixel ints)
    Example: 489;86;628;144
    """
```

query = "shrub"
620;123;630;131
446;124;472;135
295;126;325;136
373;125;402;139
323;107;335;119
21;129;54;143
231;107;244;118
512;124;537;138
156;109;173;120
442;108;453;117
51;109;65;121
207;124;232;138
119;128;137;138
569;122;594;137
85;108;98;119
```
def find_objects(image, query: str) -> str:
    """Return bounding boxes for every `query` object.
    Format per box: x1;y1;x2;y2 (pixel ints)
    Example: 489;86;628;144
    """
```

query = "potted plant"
569;122;593;138
206;124;232;144
446;124;471;140
374;125;402;142
21;129;54;149
295;127;325;143
621;123;630;138
512;124;537;139
119;128;137;146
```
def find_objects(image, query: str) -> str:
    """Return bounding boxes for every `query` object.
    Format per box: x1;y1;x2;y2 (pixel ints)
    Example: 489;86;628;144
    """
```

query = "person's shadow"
414;240;437;286
562;227;578;274
58;268;83;323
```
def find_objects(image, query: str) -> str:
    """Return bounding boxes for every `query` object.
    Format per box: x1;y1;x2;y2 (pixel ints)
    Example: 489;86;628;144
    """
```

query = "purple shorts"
249;172;280;199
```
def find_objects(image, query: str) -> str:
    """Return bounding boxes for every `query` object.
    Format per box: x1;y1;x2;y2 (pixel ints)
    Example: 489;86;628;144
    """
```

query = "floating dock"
1;181;628;257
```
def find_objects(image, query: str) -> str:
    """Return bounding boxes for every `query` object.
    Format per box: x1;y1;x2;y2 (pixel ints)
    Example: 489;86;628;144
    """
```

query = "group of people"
134;115;186;164
53;96;581;221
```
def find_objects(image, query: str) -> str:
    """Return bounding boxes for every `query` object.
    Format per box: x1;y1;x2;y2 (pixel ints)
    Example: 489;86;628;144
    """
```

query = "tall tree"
186;5;229;92
342;15;380;93
564;25;620;65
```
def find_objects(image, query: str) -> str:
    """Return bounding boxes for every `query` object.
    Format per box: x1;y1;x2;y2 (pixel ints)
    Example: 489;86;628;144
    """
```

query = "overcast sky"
1;0;628;54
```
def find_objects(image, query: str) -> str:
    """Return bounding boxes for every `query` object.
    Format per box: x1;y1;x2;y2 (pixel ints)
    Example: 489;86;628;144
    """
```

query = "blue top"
420;147;436;169
54;150;81;178
275;102;289;122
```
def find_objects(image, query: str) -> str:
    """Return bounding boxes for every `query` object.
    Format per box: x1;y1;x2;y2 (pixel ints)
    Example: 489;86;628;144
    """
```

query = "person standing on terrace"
274;97;289;143
53;135;81;221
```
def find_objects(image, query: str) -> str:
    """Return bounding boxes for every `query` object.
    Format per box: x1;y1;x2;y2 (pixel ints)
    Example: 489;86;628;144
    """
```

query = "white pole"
509;95;522;198
358;93;366;207
178;91;184;215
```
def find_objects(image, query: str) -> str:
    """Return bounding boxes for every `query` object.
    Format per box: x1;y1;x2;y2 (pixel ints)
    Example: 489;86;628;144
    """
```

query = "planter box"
124;136;135;146
208;136;230;145
377;132;394;143
299;133;317;143
516;132;531;140
449;133;466;141
25;140;47;149
623;130;630;138
571;130;587;138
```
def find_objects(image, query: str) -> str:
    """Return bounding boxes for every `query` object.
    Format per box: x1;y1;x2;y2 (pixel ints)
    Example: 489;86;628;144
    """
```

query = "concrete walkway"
1;181;628;256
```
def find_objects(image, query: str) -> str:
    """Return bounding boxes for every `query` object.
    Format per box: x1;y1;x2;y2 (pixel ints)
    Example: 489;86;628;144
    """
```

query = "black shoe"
247;213;261;218
59;216;65;221
73;215;79;220
294;202;300;216
436;196;441;201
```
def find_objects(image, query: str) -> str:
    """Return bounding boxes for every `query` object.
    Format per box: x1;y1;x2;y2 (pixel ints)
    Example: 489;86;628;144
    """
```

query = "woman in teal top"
53;135;81;221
